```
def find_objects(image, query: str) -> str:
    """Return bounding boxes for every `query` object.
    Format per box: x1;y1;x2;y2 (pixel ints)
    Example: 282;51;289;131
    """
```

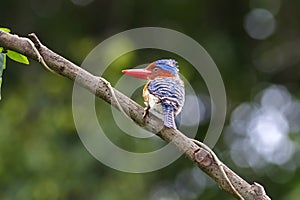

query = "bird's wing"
148;78;185;112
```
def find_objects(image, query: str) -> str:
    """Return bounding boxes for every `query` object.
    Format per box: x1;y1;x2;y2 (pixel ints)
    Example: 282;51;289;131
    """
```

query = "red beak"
122;69;151;80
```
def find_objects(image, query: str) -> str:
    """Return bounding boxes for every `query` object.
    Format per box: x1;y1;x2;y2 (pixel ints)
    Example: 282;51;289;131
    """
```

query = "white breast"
144;89;163;114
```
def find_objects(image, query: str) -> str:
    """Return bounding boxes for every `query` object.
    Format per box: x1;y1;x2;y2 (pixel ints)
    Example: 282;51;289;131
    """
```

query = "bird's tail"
163;106;177;129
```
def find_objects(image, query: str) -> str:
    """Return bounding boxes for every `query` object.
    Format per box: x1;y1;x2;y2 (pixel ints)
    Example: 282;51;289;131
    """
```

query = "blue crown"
155;59;179;75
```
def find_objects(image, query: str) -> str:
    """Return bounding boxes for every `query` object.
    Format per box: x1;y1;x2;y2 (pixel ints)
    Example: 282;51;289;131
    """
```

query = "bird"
122;59;185;129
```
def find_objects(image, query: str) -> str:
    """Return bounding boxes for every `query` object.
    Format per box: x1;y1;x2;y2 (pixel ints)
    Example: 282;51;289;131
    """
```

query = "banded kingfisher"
122;59;185;129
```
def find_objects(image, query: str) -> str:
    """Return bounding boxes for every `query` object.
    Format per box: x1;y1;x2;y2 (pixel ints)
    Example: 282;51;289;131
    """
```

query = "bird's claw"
143;106;150;119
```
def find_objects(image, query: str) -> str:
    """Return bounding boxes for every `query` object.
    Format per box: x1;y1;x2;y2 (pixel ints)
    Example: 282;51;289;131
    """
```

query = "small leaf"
0;53;6;100
0;77;2;100
0;27;11;33
3;53;6;69
7;50;29;65
0;53;5;73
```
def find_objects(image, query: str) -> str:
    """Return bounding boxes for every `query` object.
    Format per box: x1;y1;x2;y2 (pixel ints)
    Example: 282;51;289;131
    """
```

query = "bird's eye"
154;67;159;72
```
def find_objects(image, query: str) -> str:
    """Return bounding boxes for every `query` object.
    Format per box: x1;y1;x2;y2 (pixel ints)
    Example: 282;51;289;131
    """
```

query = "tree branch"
0;30;271;200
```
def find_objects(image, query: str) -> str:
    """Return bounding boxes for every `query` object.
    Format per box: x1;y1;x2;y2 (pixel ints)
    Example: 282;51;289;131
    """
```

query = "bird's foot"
143;106;150;119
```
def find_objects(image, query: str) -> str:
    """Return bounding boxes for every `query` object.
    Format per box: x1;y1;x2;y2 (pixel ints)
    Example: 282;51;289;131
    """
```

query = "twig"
27;33;56;74
192;139;244;200
99;76;134;122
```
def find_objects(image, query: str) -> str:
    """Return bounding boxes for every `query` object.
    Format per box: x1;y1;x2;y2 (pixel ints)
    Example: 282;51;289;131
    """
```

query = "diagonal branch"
0;30;271;200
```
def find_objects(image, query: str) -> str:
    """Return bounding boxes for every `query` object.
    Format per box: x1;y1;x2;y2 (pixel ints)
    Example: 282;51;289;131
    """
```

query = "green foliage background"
1;0;300;199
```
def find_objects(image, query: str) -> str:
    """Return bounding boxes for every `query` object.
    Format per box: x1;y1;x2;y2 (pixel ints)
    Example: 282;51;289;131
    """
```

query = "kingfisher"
122;59;185;129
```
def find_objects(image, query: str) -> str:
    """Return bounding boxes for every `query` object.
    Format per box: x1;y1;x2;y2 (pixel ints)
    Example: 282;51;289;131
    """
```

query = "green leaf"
0;53;5;75
0;27;11;33
7;50;29;65
0;53;6;100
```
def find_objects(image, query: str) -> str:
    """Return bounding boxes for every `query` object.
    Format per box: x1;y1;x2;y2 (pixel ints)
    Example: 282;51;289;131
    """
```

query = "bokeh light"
244;8;276;40
226;85;299;171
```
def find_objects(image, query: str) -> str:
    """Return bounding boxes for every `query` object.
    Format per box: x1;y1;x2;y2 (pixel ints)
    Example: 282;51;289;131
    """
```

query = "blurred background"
1;0;300;199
